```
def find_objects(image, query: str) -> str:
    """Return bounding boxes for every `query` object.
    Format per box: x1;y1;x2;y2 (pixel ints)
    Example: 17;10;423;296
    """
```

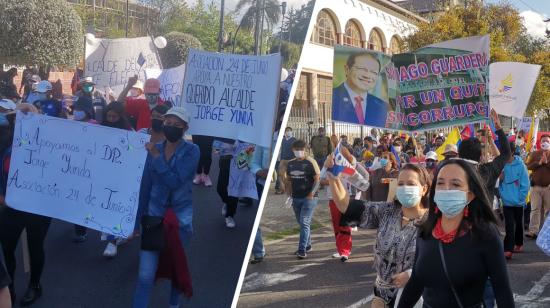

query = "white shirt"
343;82;367;113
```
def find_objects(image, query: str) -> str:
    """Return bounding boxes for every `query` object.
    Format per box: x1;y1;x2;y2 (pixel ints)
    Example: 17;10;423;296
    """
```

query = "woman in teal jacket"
499;142;530;259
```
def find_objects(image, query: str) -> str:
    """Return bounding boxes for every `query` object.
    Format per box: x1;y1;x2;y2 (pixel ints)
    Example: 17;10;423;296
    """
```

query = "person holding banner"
397;159;514;308
133;107;199;308
525;134;550;239
366;151;399;202
118;76;165;131
0;111;51;306
326;157;431;307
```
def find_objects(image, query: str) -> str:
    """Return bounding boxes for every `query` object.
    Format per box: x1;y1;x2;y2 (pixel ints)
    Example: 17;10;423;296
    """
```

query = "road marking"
346;294;374;308
515;270;550;307
242;263;322;292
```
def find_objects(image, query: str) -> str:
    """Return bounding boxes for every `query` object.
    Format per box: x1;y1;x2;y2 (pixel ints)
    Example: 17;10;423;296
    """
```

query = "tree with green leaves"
235;0;281;32
270;40;301;68
0;0;83;75
405;2;549;116
160;32;202;68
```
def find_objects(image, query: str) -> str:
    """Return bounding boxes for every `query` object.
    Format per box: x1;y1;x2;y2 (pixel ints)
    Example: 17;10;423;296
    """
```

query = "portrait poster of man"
332;36;489;132
332;45;394;128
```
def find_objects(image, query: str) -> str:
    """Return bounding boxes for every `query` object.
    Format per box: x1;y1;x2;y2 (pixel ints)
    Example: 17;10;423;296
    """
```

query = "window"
312;10;336;46
317;75;333;106
295;73;310;102
343;21;362;47
368;29;384;52
389;36;403;55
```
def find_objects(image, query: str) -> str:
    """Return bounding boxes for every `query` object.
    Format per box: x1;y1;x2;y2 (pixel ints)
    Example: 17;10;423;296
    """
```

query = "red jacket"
155;208;193;298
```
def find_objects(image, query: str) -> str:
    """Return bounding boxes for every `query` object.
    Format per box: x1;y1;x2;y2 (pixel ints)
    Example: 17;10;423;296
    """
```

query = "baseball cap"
443;144;458;155
36;80;52;93
144;78;161;94
132;80;144;92
165;107;190;124
426;151;438;161
79;76;95;85
30;75;41;83
0;99;16;111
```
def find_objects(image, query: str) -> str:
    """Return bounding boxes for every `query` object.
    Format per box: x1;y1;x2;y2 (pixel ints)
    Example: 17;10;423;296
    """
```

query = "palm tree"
235;0;281;32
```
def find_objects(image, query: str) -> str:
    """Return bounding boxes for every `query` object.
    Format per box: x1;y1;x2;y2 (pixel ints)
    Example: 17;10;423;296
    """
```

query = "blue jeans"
132;203;192;308
252;228;265;258
291;198;317;253
483;279;495;308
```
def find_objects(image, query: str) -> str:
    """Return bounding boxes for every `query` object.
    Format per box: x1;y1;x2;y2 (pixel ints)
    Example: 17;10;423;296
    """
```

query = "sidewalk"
259;183;332;241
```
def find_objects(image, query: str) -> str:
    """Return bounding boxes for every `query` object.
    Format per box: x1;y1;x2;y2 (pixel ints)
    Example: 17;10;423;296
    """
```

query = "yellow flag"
526;119;535;152
435;128;461;161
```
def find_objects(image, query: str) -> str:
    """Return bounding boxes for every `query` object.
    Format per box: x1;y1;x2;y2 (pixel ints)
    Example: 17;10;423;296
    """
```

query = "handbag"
438;241;464;308
536;215;550;256
140;215;165;251
371;295;390;308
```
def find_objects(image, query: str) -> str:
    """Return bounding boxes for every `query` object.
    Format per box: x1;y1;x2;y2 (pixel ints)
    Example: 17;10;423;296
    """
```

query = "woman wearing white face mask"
326;158;431;307
398;159;514;308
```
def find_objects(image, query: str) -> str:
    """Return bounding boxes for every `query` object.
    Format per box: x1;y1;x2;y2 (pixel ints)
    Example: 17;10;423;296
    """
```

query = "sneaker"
103;243;118;258
73;234;87;243
513;245;523;253
296;251;307;259
504;251;512;260
351;227;358;232
203;174;213;187
221;204;227;217
332;252;341;258
250;256;264;264
225;216;236;228
340;255;349;262
193;174;203;185
525;232;538;239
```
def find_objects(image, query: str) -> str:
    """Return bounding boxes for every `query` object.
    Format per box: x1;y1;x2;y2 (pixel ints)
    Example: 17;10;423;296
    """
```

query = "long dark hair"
419;159;498;240
398;164;432;209
103;101;131;130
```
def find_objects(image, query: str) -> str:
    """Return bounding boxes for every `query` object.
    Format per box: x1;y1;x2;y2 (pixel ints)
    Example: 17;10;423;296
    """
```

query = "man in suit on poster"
332;51;388;127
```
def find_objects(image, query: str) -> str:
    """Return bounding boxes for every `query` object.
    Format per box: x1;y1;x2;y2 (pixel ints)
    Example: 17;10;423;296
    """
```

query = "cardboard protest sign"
182;49;282;148
489;62;541;118
85;36;161;97
228;142;258;199
145;63;186;107
332;36;490;131
5;112;150;237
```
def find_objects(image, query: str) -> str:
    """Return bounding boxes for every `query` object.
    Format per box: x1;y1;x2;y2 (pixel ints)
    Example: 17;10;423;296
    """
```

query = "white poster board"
489;62;541;118
85;36;161;97
145;64;186;107
182;49;282;148
5;112;150;237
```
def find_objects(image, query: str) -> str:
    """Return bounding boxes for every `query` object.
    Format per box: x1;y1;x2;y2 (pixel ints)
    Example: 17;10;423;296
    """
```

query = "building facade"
67;0;159;37
289;0;426;142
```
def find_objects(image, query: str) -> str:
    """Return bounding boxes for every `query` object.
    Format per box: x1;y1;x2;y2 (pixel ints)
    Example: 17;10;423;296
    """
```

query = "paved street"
10;156;258;308
239;187;550;308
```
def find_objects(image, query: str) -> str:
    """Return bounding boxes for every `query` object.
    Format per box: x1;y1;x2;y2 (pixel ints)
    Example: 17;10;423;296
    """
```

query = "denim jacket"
139;140;200;233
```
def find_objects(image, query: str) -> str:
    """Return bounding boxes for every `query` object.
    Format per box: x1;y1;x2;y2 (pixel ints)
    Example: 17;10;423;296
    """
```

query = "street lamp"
279;2;287;53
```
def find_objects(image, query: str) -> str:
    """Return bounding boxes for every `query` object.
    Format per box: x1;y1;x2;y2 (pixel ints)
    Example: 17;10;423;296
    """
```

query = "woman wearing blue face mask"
398;159;514;308
326;158;431;307
367;151;399;202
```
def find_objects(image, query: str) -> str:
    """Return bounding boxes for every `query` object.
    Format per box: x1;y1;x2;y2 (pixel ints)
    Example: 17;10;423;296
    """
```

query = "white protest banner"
228;142;258;200
85;36;161;97
516;117;533;134
182;49;282;148
145;63;186;107
489;62;541;118
5;112;150;237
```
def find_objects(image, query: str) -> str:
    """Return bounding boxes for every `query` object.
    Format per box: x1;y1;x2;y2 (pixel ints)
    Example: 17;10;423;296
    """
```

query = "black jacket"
479;129;511;202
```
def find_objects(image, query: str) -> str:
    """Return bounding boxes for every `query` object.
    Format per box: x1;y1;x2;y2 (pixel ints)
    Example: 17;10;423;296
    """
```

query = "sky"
486;0;549;38
185;0;549;38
